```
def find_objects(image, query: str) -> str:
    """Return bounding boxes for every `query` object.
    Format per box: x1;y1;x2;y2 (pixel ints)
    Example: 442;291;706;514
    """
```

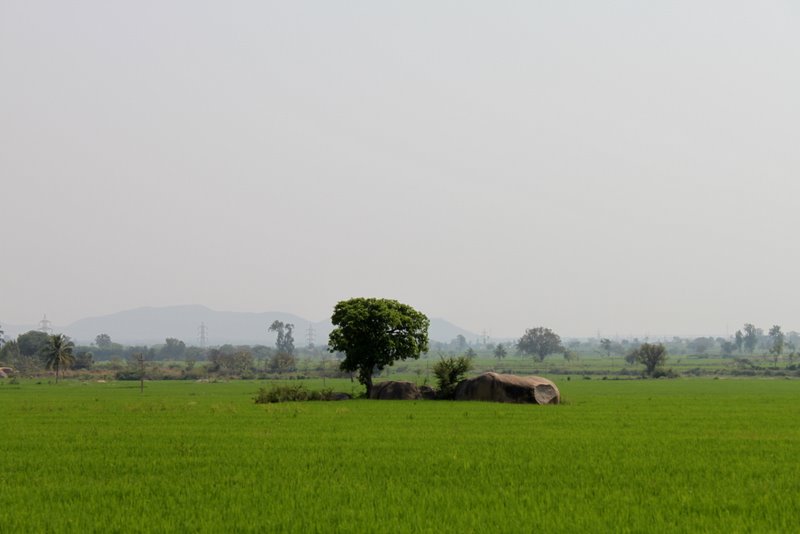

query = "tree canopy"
41;334;75;382
629;342;667;377
269;321;295;355
516;327;564;361
328;298;429;397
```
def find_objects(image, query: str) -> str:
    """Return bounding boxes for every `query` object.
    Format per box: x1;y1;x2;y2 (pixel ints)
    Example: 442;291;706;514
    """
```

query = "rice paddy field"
2;377;799;533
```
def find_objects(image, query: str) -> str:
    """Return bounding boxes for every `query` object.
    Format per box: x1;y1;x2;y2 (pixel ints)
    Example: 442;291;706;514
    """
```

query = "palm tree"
42;334;75;383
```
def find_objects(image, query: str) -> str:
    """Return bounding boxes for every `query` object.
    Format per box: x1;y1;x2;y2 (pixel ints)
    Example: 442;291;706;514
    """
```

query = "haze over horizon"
2;2;799;339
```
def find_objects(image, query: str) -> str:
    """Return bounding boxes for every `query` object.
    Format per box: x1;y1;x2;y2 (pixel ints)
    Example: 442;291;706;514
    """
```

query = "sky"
2;1;799;339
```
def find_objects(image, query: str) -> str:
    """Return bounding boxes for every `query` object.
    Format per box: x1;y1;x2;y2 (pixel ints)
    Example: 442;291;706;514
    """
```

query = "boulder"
454;372;560;405
370;381;422;400
419;385;437;400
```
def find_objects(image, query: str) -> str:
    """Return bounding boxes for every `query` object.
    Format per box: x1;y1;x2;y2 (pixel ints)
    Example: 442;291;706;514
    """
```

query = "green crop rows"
2;378;798;532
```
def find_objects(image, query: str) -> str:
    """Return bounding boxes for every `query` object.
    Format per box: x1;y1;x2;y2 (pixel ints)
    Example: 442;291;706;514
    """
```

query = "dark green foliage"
160;338;186;360
254;384;338;403
517;327;564;361
17;330;50;358
40;334;75;382
494;343;507;360
432;355;473;399
73;351;94;370
328;298;429;397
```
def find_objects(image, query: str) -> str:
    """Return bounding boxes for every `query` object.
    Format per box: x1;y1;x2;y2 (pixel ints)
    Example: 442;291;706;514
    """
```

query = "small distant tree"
742;324;760;354
719;340;737;357
41;334;75;383
268;351;296;373
734;330;744;352
768;325;784;366
432;355;473;399
464;347;477;359
451;335;467;352
0;339;19;365
628;343;667;377
517;327;564;362
73;351;94;370
160;338;186;360
600;338;613;357
95;333;112;349
494;343;507;360
269;321;295;355
687;337;714;355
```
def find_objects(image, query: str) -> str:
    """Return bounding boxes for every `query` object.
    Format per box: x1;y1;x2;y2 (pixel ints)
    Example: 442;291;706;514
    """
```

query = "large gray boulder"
370;381;422;400
454;372;560;405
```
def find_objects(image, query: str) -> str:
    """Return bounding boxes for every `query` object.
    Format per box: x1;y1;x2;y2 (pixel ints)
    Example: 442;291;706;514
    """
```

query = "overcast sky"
2;1;799;339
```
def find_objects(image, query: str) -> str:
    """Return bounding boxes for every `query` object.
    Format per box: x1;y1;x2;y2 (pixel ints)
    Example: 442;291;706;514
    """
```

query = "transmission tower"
198;322;208;348
39;314;53;334
306;324;315;348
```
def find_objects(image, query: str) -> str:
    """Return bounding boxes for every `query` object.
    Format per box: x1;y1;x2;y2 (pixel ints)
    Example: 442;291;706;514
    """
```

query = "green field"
2;378;798;532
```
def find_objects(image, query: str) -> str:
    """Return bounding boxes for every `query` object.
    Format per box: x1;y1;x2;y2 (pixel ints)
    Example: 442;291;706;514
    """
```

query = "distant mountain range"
2;305;478;346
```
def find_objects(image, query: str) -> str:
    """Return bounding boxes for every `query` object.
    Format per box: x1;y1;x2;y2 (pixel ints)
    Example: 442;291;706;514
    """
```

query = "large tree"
517;327;564;361
41;334;75;383
328;298;429;397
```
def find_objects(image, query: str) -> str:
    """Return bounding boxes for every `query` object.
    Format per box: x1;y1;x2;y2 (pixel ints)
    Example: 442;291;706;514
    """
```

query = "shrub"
432;355;473;399
254;385;342;403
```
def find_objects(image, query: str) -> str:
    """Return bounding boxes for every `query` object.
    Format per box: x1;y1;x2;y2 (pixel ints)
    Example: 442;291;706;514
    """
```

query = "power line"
198;322;208;348
306;324;315;348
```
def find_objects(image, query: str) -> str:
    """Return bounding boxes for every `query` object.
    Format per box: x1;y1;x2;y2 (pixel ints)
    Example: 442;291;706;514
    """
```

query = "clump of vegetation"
432;355;473;399
627;342;670;377
254;385;342;403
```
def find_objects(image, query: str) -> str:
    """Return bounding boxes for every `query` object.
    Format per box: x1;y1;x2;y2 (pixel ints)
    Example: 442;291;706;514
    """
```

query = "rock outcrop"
454;372;560;405
370;381;422;400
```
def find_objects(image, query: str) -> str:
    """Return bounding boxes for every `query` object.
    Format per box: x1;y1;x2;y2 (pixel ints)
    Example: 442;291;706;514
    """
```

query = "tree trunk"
364;373;373;398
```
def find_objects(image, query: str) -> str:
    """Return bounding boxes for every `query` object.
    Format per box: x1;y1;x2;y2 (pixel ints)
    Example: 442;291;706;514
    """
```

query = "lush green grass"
2;378;799;532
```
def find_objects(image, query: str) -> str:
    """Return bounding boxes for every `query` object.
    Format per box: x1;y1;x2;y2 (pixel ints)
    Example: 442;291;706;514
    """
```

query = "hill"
47;305;477;346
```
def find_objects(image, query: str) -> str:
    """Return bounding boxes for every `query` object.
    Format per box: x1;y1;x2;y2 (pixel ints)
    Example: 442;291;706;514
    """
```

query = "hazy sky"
2;1;799;338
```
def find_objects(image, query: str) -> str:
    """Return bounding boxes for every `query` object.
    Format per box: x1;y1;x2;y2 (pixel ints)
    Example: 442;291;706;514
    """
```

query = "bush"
254;385;342;403
432;355;473;400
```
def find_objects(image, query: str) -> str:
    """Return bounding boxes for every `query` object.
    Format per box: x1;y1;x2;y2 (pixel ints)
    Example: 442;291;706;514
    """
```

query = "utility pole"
39;314;53;334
